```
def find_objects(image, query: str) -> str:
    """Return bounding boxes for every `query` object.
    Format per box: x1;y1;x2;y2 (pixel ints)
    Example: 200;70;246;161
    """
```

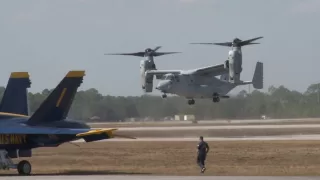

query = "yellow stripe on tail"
56;88;67;107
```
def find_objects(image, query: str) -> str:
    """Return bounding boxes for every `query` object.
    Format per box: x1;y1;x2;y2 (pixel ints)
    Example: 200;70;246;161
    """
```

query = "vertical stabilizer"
0;72;31;115
252;62;263;89
27;71;85;126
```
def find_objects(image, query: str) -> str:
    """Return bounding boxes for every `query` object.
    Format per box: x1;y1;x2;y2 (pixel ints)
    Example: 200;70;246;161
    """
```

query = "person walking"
197;136;209;173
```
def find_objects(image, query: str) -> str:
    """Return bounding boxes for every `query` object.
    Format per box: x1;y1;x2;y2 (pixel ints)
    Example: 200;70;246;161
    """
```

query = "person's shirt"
197;141;209;155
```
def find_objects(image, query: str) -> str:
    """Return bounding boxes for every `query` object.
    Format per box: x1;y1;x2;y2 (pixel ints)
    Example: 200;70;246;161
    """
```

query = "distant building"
261;115;270;119
174;114;195;121
174;115;183;121
184;115;195;121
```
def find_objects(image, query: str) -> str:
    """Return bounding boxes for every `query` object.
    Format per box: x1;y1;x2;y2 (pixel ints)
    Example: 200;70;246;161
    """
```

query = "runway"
89;118;320;125
111;124;320;131
1;175;319;180
88;123;320;142
72;134;320;142
6;122;320;179
4;129;320;179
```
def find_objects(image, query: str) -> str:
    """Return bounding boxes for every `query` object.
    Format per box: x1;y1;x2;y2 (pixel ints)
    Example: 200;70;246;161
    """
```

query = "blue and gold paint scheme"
0;134;27;145
0;70;134;160
0;72;31;117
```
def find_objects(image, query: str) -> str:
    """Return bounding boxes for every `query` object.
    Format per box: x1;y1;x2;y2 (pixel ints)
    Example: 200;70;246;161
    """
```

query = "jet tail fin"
0;72;31;115
27;71;85;126
252;62;263;89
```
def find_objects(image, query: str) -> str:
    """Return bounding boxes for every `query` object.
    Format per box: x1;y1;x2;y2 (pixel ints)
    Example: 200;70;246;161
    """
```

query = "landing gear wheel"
213;97;220;103
162;94;167;98
17;160;31;175
212;92;220;103
187;99;195;105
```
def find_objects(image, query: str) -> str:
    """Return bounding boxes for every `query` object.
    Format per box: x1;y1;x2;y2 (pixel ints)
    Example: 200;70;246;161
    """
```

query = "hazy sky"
0;0;319;96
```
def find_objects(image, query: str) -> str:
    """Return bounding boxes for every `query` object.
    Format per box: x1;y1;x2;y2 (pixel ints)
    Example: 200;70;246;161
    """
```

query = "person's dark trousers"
197;153;206;169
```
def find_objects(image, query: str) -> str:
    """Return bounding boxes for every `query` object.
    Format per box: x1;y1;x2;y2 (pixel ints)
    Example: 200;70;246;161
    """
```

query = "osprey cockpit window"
167;74;174;81
162;74;177;81
161;75;168;80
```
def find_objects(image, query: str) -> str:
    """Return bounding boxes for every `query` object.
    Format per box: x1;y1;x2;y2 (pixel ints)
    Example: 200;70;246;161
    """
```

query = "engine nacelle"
7;149;32;158
140;59;156;92
144;72;154;93
228;49;242;83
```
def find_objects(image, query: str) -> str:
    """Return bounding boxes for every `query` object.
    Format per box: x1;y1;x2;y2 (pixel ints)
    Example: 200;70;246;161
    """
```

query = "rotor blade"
190;43;215;45
153;46;162;52
104;52;145;57
190;42;233;47
213;42;233;47
153;52;181;56
245;43;260;45
239;36;263;46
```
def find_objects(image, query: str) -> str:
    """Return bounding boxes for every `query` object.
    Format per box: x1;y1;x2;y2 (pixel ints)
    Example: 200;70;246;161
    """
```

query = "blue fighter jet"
0;70;130;175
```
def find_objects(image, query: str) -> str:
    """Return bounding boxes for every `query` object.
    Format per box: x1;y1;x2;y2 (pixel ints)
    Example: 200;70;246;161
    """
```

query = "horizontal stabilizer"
76;128;118;137
27;71;85;126
77;128;136;142
0;72;31;115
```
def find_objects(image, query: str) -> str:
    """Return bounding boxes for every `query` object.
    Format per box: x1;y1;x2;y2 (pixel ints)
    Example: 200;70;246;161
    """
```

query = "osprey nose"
156;83;164;90
156;80;171;91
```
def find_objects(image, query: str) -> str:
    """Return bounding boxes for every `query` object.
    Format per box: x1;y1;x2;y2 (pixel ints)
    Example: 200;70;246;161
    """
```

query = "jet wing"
76;128;136;142
76;128;118;137
186;64;228;77
0;126;135;140
0;126;97;134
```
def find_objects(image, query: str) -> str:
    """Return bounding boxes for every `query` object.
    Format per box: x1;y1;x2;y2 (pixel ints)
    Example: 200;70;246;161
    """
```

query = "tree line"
0;84;319;122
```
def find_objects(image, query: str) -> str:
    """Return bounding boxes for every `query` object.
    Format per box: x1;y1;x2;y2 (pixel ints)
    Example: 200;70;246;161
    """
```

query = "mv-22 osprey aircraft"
106;37;263;105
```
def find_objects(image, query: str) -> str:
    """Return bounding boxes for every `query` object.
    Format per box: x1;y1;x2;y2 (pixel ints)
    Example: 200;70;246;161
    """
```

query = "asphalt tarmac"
1;175;319;180
88;118;320;125
113;124;320;131
95;134;320;141
4;123;320;179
